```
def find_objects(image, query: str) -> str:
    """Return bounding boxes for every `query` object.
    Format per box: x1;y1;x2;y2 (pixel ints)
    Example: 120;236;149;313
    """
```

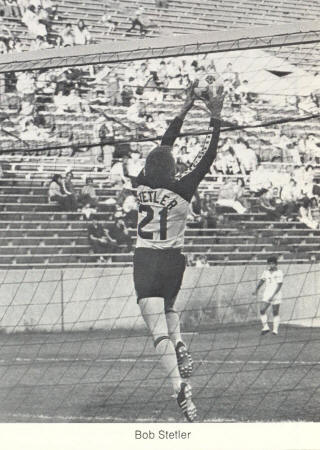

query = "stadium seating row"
0;155;319;267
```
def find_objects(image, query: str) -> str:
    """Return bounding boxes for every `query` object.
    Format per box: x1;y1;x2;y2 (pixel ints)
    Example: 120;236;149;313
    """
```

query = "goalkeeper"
133;80;225;422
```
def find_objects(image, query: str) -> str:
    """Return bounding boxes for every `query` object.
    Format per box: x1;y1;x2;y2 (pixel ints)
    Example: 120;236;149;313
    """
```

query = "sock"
260;313;269;330
155;338;182;394
166;311;182;347
273;315;280;333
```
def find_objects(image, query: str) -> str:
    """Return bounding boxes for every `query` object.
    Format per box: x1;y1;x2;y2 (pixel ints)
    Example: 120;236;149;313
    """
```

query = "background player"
253;255;284;335
133;81;225;421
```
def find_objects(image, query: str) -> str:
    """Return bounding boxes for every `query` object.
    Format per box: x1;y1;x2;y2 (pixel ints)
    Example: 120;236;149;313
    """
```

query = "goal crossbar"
0;20;319;73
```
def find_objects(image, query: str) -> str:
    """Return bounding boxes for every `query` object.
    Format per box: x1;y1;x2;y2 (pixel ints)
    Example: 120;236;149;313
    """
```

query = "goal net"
0;21;319;422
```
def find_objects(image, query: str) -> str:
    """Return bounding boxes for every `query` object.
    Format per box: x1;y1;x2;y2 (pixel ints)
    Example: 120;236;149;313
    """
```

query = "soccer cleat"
176;342;193;378
177;382;197;422
272;331;278;335
261;328;270;335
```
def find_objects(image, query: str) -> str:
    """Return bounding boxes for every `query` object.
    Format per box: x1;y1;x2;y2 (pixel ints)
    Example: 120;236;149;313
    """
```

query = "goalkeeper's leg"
139;297;182;394
165;305;193;378
139;297;196;421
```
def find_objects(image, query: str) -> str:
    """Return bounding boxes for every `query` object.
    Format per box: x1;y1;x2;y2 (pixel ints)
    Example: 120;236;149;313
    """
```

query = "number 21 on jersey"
138;205;168;240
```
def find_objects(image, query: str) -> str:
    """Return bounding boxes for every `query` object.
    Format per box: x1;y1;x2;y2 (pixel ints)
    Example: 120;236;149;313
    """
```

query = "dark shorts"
133;247;186;308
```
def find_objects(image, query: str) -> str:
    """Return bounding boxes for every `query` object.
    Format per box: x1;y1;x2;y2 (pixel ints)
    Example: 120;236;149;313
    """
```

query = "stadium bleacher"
0;154;319;268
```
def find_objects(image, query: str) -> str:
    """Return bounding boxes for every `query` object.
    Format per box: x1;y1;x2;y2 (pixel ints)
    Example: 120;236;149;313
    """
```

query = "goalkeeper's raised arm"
160;82;196;148
173;81;225;202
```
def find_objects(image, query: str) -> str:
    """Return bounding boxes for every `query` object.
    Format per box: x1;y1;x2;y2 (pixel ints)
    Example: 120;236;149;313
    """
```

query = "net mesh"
0;23;319;422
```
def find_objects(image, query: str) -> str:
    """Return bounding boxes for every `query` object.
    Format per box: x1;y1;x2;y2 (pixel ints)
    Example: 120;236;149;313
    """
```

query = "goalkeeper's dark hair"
144;145;176;186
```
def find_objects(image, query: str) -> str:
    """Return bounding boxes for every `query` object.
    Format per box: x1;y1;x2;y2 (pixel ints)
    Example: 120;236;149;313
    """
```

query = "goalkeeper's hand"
178;81;198;117
203;82;225;119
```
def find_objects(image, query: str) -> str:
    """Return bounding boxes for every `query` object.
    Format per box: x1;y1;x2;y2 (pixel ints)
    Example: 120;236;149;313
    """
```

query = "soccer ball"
194;73;223;100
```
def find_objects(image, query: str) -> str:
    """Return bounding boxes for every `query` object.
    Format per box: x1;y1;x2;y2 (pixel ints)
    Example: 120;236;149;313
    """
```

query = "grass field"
0;323;319;423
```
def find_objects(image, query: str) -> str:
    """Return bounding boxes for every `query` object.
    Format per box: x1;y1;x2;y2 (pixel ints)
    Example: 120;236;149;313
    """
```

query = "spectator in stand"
296;134;318;163
201;194;217;229
120;84;134;106
298;198;319;230
78;177;99;208
127;150;144;178
105;69;122;105
126;7;148;35
154;112;167;134
41;0;58;20
54;88;90;114
258;185;285;221
8;36;24;52
20;118;51;141
280;178;301;220
222;62;240;93
233;137;258;175
36;68;57;94
93;114;114;167
297;164;315;199
215;147;240;175
234;177;249;210
234;79;250;104
54;69;76;95
37;4;53;33
48;173;75;210
156;59;168;86
3;0;20;18
122;192;138;228
16;71;36;95
100;9;118;34
109;155;132;188
18;94;35;119
54;34;63;47
292;164;306;190
108;215;133;252
187;190;205;230
287;140;302;165
61;23;75;46
62;170;78;210
22;5;47;37
74;19;91;45
126;98;148;133
88;215;117;261
135;62;151;87
216;178;247;213
53;89;69;112
249;164;272;195
30;34;51;50
124;208;138;229
69;87;90;112
121;189;137;210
